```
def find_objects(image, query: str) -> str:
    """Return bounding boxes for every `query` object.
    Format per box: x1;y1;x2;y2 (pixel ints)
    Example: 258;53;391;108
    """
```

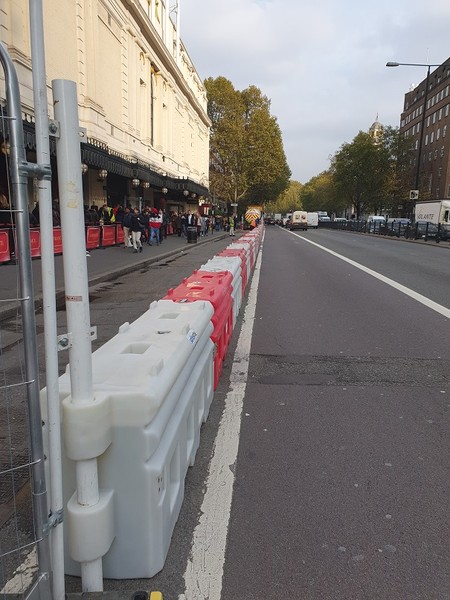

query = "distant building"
398;58;450;201
0;0;210;213
369;114;383;145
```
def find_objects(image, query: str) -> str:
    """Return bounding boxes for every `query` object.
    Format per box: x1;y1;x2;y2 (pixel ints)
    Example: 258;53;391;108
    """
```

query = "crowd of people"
0;194;241;258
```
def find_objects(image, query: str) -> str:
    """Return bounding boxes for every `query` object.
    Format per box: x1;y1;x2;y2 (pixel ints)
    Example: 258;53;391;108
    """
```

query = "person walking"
130;207;144;253
122;206;133;248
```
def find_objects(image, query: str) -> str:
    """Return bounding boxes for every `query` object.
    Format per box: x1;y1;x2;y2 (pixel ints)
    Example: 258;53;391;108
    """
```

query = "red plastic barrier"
217;248;248;294
116;225;125;245
101;224;116;247
0;229;11;263
86;226;101;250
164;270;233;389
29;228;41;258
53;227;63;254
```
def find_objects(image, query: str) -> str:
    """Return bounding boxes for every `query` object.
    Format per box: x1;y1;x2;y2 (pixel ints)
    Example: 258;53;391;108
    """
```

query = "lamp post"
386;61;440;200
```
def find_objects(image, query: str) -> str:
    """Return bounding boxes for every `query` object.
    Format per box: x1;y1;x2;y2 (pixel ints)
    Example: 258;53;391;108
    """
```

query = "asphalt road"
1;226;450;599
220;226;450;600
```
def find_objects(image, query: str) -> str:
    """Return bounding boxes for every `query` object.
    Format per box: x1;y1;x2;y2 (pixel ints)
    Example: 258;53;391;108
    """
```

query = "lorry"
414;200;450;226
244;205;262;229
289;210;308;231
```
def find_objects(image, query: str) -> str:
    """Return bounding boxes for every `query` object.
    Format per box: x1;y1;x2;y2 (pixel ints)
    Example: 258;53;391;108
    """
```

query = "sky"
180;0;450;183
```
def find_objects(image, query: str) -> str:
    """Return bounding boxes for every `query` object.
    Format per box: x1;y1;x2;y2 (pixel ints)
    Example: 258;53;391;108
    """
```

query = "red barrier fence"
164;270;234;389
0;224;128;264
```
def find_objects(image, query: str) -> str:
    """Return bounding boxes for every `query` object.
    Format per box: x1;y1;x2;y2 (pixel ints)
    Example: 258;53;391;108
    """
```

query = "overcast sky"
180;0;450;183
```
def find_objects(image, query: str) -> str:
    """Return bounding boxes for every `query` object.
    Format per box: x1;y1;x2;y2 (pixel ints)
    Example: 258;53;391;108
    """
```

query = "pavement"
0;229;233;322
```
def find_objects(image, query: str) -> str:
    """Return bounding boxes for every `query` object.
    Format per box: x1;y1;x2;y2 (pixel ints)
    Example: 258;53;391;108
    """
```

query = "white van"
367;215;386;232
290;210;308;231
307;212;319;228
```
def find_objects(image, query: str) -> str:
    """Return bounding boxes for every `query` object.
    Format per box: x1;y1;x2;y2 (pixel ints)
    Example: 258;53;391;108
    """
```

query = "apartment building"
0;0;210;213
399;57;450;201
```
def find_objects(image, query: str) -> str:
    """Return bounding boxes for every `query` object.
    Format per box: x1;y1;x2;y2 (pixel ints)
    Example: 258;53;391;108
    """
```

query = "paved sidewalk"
0;229;233;321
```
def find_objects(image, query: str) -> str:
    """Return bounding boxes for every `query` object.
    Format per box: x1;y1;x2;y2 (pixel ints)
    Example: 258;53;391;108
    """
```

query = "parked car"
386;218;410;237
265;217;276;225
409;220;439;240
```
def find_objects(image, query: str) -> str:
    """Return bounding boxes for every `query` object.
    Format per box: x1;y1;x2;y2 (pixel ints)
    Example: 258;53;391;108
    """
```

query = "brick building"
399;57;450;201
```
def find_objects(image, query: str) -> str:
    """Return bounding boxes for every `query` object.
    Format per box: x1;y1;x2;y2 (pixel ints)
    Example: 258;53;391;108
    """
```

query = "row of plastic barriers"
40;225;263;580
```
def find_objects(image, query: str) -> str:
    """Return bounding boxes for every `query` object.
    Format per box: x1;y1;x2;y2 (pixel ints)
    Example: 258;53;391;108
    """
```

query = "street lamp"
386;61;440;197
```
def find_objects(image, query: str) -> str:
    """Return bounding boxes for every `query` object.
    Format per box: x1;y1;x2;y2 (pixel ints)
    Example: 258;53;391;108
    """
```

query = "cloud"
181;0;450;182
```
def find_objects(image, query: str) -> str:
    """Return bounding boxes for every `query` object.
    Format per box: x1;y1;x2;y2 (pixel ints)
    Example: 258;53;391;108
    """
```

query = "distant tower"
369;114;383;145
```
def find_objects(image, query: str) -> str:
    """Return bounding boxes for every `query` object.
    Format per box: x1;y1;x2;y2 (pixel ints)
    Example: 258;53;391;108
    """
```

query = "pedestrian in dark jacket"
122;207;132;247
130;207;144;253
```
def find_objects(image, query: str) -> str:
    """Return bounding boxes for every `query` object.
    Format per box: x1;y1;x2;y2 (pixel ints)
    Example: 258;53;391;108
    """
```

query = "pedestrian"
130;207;144;253
181;213;187;237
99;202;114;224
148;208;162;245
175;212;182;237
229;215;235;237
122;206;133;248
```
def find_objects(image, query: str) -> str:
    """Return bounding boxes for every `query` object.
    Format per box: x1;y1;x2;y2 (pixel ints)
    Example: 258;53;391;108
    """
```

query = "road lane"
221;226;450;599
286;227;450;309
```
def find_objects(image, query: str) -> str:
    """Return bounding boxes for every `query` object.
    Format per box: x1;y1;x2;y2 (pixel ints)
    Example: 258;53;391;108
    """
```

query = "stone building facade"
0;0;210;213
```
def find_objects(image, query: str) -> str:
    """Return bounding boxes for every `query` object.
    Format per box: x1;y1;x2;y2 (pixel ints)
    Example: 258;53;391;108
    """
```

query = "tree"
331;131;389;218
300;171;342;215
205;78;290;214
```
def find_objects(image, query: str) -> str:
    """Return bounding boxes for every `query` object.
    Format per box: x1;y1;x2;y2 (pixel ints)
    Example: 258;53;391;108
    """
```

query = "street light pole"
386;61;440;197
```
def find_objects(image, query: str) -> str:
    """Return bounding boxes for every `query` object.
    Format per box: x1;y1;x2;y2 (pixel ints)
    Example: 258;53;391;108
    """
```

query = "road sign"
409;190;419;200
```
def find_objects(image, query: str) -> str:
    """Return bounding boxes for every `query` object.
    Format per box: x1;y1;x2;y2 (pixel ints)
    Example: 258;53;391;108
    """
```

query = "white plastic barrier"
228;241;252;278
241;237;257;266
199;255;243;327
41;299;214;579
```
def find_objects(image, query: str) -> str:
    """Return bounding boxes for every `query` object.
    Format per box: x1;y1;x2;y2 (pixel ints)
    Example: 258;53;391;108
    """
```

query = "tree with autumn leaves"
205;77;291;215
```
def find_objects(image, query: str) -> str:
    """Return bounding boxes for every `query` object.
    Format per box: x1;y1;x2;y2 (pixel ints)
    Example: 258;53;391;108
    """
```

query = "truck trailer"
414;200;450;225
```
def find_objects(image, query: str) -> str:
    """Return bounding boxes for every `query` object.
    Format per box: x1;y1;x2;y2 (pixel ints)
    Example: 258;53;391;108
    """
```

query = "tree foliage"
205;77;291;214
318;126;414;218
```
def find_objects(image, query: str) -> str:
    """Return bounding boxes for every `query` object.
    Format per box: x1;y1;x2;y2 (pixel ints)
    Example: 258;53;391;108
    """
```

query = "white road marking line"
179;237;264;600
287;230;450;320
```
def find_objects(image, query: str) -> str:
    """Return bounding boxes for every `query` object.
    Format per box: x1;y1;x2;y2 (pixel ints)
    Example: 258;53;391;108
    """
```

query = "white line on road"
288;230;450;320
179;236;264;600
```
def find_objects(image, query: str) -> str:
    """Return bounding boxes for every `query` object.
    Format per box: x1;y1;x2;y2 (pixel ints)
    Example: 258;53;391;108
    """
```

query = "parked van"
290;210;308;231
366;215;386;232
307;212;319;228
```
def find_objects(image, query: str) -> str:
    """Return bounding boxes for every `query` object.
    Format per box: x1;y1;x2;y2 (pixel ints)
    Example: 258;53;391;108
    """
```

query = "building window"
437;128;440;140
441;146;445;157
444;125;447;137
432;112;436;124
430;131;434;143
445;105;449;117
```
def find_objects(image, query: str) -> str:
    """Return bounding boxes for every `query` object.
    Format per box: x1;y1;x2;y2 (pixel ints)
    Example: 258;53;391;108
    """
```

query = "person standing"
149;208;162;245
130;207;144;253
229;215;235;237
